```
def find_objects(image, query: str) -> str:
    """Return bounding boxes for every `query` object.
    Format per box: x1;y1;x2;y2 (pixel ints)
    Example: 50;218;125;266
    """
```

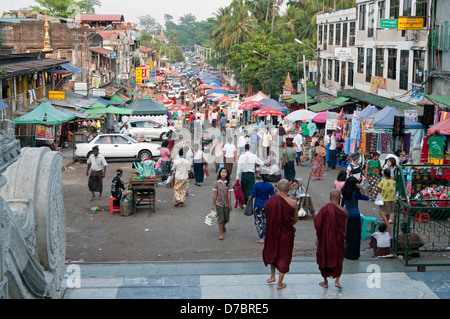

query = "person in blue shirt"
249;175;275;244
341;176;369;260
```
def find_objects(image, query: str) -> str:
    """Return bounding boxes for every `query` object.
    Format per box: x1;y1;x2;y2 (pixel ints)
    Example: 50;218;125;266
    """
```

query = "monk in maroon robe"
314;189;348;289
262;179;298;290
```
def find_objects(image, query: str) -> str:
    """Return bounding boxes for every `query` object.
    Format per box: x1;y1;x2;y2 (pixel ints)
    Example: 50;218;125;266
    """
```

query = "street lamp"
295;38;321;106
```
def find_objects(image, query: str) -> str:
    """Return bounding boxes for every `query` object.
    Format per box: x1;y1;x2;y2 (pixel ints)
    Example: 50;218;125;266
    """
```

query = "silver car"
127;120;171;140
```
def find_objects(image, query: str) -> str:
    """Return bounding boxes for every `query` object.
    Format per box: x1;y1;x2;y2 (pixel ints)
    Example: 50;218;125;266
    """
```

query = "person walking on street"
223;136;237;176
212;167;233;240
292;129;304;166
87;146;107;201
341;176;369;260
237;144;265;205
328;131;337;169
314;189;348;289
262;179;298;290
365;151;382;201
172;147;191;207
281;140;297;182
261;128;272;159
311;140;327;180
249;174;275;244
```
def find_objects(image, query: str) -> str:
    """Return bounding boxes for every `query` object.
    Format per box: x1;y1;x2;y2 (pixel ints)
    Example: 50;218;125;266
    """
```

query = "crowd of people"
85;71;422;291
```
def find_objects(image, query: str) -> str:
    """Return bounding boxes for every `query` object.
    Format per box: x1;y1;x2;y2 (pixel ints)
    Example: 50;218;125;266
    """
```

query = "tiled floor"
62;261;448;299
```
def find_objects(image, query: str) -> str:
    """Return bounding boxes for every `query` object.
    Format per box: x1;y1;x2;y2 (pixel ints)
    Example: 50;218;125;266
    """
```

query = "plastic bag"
374;193;384;206
244;197;254;216
298;207;307;217
204;210;218;226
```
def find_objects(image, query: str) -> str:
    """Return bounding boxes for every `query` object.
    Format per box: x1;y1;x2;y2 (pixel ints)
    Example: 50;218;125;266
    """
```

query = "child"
369;223;392;257
334;170;347;190
211;167;233;240
377;169;396;228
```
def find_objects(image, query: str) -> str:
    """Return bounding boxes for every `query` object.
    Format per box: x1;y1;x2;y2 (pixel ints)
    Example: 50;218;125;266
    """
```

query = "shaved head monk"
262;179;298;290
314;189;348;289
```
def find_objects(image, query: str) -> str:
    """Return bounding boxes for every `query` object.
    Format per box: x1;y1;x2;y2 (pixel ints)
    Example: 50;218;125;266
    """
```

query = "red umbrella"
238;101;263;110
252;107;283;117
197;84;210;89
428;118;450;136
217;96;234;103
169;104;190;112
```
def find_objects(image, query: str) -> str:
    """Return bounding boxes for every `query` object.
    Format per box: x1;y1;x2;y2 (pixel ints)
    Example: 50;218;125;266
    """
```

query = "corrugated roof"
0;58;68;78
75;14;125;22
341;89;413;110
90;47;115;56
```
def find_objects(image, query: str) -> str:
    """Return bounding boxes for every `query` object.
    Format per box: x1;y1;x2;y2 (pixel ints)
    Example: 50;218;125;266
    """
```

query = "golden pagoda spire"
43;17;53;52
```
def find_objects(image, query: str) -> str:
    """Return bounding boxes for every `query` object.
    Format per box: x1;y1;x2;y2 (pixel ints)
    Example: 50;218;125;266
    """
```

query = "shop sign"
36;124;55;141
380;19;398;28
306;81;315;88
136;67;142;84
334;48;352;57
48;91;65;99
309;60;317;72
149;61;154;69
326;119;339;131
398;17;424;30
92;89;106;97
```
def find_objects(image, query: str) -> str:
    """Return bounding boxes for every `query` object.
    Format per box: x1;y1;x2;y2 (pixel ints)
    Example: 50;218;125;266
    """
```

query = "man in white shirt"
292;130;304;166
237;131;249;155
328;131;337;169
223;136;237;175
120;123;131;136
86;146;108;201
237;144;265;205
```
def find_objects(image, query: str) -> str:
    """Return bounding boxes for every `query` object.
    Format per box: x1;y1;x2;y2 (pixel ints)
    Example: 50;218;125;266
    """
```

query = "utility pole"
303;54;308;110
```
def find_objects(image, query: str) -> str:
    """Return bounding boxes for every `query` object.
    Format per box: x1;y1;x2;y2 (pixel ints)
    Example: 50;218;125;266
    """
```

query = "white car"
127;120;171;140
75;134;161;161
167;90;176;99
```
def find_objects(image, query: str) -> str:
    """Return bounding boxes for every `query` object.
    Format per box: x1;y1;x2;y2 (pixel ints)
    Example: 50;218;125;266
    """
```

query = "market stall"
13;101;75;150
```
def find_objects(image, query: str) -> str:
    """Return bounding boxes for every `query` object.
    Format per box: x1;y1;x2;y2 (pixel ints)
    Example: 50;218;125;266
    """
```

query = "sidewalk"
62;258;450;299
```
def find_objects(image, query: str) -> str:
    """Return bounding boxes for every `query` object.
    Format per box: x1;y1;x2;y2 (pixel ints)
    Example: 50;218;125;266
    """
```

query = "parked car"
172;82;181;93
167;90;176;99
75;134;161;161
127;119;171;140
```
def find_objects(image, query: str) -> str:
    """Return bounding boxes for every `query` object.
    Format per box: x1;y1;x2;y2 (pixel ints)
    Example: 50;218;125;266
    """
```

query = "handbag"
375;193;384;206
244;197;254;216
281;151;289;168
166;173;174;189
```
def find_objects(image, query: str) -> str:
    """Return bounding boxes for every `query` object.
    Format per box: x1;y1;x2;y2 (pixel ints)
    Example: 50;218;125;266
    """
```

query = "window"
403;0;412;17
329;24;334;45
390;0;399;19
366;48;373;82
323;25;328;50
387;49;397;80
375;48;384;77
342;23;348;47
348;62;354;86
413;50;425;84
349;22;356;46
341;61;346;87
327;59;332;80
334;60;340;82
416;0;427;27
378;0;386;25
318;25;323;45
368;2;375;38
357;48;365;73
359;4;367;30
399;50;409;90
336;23;341;46
96;136;112;144
113;136;129;144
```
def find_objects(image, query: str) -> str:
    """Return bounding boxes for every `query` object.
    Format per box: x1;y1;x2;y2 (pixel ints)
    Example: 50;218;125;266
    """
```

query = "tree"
31;0;101;17
138;14;162;34
178;14;197;28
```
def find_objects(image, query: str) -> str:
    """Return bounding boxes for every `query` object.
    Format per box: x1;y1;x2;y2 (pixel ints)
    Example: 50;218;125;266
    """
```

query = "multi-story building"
316;8;358;97
316;1;446;111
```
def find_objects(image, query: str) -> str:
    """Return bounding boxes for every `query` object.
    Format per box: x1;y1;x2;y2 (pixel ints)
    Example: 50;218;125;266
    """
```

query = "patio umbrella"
160;97;174;105
168;104;190;112
284;109;316;122
238;101;264;110
311;111;339;123
217;96;234;103
252;107;284;117
428;118;450;136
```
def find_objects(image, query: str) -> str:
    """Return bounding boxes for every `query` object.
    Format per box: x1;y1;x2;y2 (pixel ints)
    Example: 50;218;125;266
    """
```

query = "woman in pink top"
334;170;347;190
160;140;172;181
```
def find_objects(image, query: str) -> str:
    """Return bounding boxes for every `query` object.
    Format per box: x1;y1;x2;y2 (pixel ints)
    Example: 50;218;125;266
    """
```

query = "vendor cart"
129;177;158;216
393;164;450;270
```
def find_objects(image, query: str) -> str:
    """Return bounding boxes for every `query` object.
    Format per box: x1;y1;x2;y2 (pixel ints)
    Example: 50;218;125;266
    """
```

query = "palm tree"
276;5;303;41
223;1;257;49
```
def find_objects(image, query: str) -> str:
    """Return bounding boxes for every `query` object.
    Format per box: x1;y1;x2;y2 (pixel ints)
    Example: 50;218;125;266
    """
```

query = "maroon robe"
314;203;348;278
262;195;296;274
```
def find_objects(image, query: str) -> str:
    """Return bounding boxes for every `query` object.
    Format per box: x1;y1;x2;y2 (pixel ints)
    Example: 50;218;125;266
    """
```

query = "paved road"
63;141;381;263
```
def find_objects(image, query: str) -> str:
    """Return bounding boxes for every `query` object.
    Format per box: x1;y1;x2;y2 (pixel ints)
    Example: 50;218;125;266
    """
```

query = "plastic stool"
361;215;378;240
110;196;121;215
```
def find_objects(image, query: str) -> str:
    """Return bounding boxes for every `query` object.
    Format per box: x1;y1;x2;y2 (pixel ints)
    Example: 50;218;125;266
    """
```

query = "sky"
2;0;232;25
